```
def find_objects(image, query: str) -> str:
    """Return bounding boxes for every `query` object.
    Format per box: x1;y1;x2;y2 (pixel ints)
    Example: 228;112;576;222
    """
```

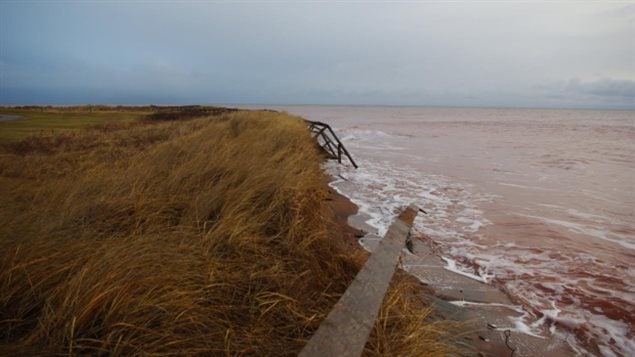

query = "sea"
272;105;634;356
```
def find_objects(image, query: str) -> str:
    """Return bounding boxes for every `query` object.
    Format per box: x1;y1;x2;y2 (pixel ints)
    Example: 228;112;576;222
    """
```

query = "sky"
1;1;634;109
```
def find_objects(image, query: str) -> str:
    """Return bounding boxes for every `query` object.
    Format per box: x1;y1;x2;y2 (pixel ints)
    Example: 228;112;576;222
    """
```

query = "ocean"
276;105;634;356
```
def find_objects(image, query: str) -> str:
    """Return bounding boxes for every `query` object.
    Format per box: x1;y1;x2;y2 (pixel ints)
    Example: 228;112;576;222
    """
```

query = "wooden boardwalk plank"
299;206;418;357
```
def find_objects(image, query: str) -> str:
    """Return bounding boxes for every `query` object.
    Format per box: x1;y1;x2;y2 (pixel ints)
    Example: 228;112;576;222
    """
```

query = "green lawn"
0;109;145;142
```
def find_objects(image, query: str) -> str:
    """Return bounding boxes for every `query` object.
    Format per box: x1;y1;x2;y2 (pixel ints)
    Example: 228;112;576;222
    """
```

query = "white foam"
566;208;611;222
448;300;525;314
324;156;491;245
508;315;548;339
441;256;488;283
337;128;404;151
518;214;635;250
598;345;618;357
498;182;559;191
591;315;634;357
532;301;561;335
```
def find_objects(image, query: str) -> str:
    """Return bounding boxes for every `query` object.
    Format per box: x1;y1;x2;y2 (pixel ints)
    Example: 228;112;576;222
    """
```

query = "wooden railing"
306;120;358;168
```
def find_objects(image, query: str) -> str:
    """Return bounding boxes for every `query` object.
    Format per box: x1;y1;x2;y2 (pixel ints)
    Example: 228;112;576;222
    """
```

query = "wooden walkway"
299;206;418;357
306;120;358;168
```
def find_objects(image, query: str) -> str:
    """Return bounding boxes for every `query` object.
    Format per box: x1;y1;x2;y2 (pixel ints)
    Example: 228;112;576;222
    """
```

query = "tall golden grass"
0;110;456;355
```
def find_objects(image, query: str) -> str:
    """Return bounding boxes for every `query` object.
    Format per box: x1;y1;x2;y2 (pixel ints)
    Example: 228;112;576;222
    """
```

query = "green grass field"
0;108;143;142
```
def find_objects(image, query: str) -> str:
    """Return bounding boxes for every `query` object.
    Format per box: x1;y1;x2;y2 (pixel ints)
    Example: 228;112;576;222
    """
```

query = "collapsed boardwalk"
301;206;419;357
0;109;455;355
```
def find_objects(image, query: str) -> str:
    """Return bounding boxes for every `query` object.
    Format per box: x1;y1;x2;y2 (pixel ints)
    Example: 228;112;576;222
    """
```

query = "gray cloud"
1;2;634;108
566;78;635;98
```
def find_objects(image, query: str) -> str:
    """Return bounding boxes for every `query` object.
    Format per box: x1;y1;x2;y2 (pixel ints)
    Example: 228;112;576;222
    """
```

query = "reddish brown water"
277;105;634;356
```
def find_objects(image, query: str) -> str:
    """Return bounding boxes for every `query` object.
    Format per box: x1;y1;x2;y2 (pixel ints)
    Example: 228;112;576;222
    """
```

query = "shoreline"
327;181;577;356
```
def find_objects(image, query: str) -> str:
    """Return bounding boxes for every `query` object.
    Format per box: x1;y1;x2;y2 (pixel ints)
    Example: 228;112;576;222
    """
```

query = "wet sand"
406;235;576;356
325;184;367;252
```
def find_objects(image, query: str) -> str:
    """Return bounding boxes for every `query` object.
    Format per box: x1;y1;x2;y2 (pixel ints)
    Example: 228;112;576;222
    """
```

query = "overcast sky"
1;1;634;108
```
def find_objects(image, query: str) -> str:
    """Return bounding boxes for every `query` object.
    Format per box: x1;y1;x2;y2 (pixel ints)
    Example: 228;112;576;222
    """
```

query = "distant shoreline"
2;104;634;111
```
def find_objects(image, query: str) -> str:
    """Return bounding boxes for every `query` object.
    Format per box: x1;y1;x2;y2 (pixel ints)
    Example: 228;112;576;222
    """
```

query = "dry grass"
0;109;455;355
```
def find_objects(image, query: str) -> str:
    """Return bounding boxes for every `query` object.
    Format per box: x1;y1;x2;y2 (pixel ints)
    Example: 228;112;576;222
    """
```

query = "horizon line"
1;102;634;111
